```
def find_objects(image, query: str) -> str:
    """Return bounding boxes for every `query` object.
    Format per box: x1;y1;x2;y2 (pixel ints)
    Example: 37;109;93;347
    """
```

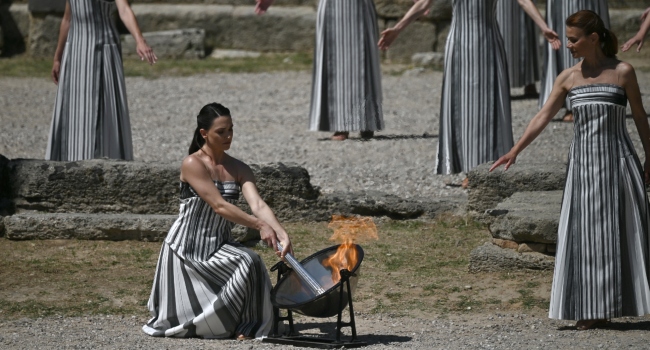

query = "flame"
322;239;358;283
322;215;378;283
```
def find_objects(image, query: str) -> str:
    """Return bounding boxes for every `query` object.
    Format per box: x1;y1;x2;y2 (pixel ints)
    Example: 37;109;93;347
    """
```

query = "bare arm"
378;0;434;50
238;164;293;258
489;68;572;171
516;0;560;50
621;7;650;52
180;156;283;252
620;62;650;182
52;1;71;84
114;0;156;64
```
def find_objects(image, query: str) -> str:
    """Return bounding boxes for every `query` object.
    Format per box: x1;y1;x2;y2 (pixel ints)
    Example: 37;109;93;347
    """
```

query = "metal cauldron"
271;244;364;318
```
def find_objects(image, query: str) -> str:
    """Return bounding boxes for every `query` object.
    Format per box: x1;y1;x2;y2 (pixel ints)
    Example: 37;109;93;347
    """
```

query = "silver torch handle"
276;242;326;295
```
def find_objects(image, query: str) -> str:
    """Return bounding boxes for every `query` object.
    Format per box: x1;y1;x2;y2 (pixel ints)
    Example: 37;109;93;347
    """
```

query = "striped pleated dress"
538;0;610;109
549;84;650;320
495;0;539;88
46;0;133;161
143;181;273;338
309;0;383;132
436;0;513;174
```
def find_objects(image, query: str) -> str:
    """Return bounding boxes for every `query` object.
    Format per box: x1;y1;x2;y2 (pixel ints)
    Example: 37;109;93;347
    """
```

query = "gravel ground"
2;69;650;348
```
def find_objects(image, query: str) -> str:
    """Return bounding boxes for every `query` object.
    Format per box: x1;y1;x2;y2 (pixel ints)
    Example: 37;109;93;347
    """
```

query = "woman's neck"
581;48;609;70
200;146;226;165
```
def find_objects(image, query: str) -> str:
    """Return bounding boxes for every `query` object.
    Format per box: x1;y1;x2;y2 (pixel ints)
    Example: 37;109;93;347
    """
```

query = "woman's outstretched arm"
378;0;434;50
620;62;650;183
115;0;157;64
52;1;71;84
516;0;561;50
621;7;650;52
490;68;572;171
255;0;275;15
180;155;285;254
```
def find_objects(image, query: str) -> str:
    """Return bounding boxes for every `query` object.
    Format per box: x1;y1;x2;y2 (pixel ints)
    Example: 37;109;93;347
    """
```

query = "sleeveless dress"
46;0;132;161
496;0;539;88
309;0;384;132
143;181;273;338
549;84;650;320
436;0;513;174
538;0;610;109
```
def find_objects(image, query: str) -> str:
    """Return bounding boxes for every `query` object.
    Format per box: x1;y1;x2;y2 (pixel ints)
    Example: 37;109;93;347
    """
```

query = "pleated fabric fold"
549;84;650;320
309;0;383;132
496;0;540;88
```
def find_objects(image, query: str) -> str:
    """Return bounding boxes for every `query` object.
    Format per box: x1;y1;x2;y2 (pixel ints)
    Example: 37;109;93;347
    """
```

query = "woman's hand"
489;151;518;172
621;34;645;52
51;60;61;85
542;28;561;50
259;222;279;251
278;237;293;259
378;28;401;50
136;41;157;64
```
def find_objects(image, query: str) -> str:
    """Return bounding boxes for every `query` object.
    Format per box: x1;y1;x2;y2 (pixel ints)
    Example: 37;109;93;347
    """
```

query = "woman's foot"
236;334;253;341
575;319;608;330
562;111;574;122
360;131;374;139
331;132;349;141
461;177;469;189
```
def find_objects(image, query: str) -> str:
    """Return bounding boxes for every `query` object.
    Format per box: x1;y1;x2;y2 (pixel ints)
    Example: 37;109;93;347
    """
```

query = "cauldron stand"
262;261;367;349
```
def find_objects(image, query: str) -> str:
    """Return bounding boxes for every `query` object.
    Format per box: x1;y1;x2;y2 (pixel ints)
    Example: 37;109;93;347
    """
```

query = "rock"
547;244;556;254
231;224;260;243
469;242;555;272
27;0;65;13
467;162;566;214
384;20;436;62
4;212;176;241
492;238;518;250
487;191;562;244
412;52;444;68
517;243;547;254
2;3;28;56
210;49;261;59
122;28;206;59
27;11;63;57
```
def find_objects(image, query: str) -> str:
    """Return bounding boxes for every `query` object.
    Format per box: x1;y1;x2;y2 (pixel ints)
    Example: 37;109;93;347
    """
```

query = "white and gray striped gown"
46;0;132;161
143;181;273;338
549;84;650;320
496;0;539;88
309;0;383;132
436;0;513;174
538;0;610;109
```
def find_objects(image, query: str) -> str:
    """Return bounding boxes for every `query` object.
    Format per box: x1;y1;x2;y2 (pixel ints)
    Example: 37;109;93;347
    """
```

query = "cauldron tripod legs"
270;261;296;336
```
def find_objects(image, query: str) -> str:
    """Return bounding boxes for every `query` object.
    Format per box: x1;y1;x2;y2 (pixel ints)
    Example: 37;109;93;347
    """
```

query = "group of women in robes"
46;0;650;340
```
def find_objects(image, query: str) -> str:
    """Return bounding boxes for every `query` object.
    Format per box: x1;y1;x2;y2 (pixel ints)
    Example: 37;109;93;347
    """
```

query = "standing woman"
256;0;383;140
379;0;559;175
46;0;156;161
539;0;609;120
491;11;650;329
496;0;540;97
143;103;292;339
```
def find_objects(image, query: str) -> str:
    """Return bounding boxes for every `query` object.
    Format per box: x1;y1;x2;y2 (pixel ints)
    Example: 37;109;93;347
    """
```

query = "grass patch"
0;52;313;79
0;215;554;320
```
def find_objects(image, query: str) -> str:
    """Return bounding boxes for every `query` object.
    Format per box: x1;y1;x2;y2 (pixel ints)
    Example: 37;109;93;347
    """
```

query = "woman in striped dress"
143;103;292;339
46;0;156;161
257;0;383;140
379;0;559;175
496;0;540;97
539;0;609;121
491;11;650;330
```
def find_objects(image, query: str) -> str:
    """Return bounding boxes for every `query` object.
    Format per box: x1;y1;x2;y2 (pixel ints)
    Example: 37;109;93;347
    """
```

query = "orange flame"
322;215;378;283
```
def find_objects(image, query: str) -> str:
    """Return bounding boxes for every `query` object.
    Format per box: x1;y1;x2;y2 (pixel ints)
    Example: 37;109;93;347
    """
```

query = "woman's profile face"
202;115;234;151
566;26;594;59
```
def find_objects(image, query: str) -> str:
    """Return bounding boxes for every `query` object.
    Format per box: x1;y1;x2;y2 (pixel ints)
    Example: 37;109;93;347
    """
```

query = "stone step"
486;190;562;244
467;162;566;214
469;241;555;273
4;212;176;241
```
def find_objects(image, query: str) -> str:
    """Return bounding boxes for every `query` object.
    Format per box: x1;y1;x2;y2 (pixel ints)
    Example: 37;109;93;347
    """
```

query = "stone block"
28;11;63;57
517;242;547;254
467;162;566;214
210;49;261;59
487;191;562;244
435;20;450;52
492;238;518;250
385;20;436;62
231;224;260;243
27;0;65;14
1;3;28;56
411;51;444;68
4;212;175;241
122;28;206;59
469;242;555;272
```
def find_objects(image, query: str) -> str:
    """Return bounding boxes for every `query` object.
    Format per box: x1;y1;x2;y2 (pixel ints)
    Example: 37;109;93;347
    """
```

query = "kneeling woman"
143;103;292;339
